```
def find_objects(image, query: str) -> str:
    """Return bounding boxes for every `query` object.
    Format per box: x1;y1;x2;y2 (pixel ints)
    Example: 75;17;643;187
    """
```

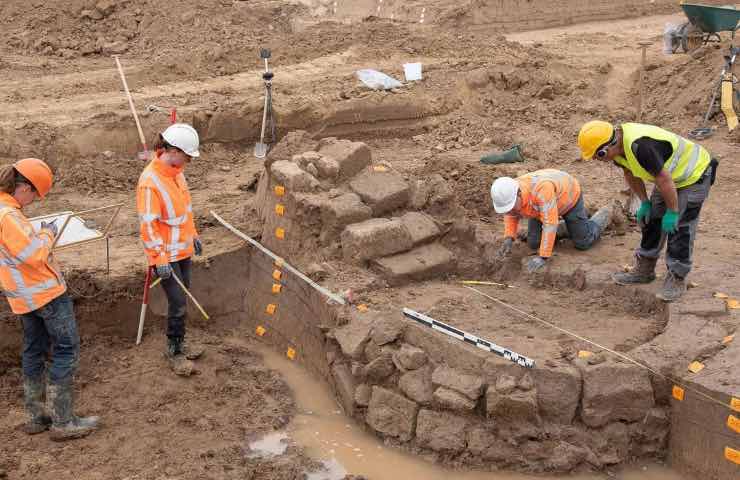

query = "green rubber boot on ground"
612;255;657;285
48;382;99;441
23;375;51;435
655;271;687;302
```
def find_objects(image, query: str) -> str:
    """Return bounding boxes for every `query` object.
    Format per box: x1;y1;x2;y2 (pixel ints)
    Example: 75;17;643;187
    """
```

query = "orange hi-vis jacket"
503;169;582;258
0;193;66;314
136;154;197;267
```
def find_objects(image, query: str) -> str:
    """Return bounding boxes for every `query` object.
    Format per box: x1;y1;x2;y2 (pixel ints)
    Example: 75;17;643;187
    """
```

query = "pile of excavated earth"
0;1;738;480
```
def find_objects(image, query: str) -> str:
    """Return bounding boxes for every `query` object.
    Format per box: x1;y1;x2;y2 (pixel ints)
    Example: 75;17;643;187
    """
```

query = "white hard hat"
491;177;519;213
161;123;200;158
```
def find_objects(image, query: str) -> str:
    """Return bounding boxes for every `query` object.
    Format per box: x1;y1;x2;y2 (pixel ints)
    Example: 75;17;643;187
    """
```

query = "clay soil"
0;1;738;479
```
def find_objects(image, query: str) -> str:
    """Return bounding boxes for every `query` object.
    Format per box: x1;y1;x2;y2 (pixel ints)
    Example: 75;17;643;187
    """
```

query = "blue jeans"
21;292;79;384
527;194;601;252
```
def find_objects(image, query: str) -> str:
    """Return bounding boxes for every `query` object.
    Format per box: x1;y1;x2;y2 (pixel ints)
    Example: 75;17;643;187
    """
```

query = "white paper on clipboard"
29;212;103;249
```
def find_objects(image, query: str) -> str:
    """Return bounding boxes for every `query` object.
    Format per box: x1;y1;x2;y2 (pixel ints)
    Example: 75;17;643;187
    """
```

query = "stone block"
316;156;340;180
495;374;517;394
415;409;467;453
291;151;322;169
363;354;395;381
533;366;581;424
393;344;427;371
372;243;456;286
341;218;413;262
433;387;477;411
432;366;484;400
350;171;410;215
322;193;372;232
371;317;404;346
317;138;371;179
486;388;540;424
400;212;440;246
355;384;371;407
332;363;356;415
580;362;654;428
366;386;418;441
544;442;588;472
399;366;434;405
467;425;524;465
270;160;319;192
334;320;373;360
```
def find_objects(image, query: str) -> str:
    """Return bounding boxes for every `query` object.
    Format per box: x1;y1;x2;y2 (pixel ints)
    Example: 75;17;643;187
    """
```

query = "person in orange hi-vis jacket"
490;169;611;273
136;123;204;373
0;158;99;441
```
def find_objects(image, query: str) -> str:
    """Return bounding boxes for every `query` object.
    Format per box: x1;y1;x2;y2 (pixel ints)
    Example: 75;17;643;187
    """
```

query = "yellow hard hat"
577;120;614;161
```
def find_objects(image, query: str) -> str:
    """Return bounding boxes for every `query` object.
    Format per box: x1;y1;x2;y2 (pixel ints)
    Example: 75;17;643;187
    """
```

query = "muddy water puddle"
253;345;685;480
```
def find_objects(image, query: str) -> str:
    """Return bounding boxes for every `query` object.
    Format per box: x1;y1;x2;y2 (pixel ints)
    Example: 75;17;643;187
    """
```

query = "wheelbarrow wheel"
680;23;704;54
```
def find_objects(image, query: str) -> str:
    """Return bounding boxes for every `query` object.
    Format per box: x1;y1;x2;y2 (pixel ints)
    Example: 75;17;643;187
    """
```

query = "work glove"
156;264;173;280
661;209;679;234
193;238;203;256
40;219;58;237
636;200;651;228
497;237;514;258
527;256;547;274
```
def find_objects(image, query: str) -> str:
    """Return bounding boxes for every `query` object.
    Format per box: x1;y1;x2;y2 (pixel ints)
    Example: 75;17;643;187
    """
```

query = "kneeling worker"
491;169;610;273
577;120;716;302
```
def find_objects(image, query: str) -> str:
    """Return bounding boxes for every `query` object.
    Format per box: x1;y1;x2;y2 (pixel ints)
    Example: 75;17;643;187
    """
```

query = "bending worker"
491;169;610;273
137;123;204;374
0;158;99;440
578;121;716;302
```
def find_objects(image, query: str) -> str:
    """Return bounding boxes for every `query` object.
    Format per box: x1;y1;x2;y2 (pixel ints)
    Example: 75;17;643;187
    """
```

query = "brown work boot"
612;255;657;285
165;337;195;376
23;375;51;435
655;271;687;302
48;382;99;441
182;339;204;361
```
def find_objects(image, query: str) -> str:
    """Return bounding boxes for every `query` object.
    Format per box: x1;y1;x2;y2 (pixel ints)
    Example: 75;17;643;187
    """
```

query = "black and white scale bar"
402;308;535;369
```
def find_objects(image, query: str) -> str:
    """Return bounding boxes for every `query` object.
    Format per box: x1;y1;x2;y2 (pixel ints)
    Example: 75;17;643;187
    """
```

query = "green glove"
636;200;651;226
661;209;679;233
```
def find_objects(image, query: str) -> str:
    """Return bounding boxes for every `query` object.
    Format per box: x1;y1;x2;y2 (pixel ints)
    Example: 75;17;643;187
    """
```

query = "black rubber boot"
23;375;51;435
612;255;657;285
48;382;99;441
655;271;687;302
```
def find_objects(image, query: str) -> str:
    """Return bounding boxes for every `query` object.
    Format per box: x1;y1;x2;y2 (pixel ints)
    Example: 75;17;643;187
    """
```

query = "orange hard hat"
13;158;53;198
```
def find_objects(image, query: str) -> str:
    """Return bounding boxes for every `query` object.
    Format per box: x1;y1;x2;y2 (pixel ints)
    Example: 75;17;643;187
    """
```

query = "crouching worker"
491;169;610;273
0;158;99;440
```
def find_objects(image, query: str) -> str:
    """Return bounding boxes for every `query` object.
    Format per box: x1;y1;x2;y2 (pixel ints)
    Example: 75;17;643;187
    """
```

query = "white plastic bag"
355;69;403;90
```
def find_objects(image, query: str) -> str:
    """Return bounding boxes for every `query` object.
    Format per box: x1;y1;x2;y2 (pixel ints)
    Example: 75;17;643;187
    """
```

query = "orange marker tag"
577;350;593;359
723;334;735;345
256;325;266;337
672;386;685;401
274;185;285;196
272;283;282;294
373;165;388;172
266;304;277;315
688;361;704;374
286;347;296;360
357;304;368;312
275;227;285;240
275;204;285;216
725;446;740;465
727;415;740;434
732;397;740;412
272;269;282;281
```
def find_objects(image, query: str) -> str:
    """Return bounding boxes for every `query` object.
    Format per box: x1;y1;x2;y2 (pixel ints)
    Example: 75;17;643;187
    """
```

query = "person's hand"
527;256;547;274
636;200;651;228
497;237;514;259
193;238;203;256
40;219;58;237
156;264;173;280
661;209;679;234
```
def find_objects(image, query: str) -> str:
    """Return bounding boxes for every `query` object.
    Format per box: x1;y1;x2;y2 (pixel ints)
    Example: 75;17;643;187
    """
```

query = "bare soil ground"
0;1;738;479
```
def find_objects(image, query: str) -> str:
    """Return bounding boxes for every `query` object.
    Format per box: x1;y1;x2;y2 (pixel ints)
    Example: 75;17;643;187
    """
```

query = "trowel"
254;48;275;159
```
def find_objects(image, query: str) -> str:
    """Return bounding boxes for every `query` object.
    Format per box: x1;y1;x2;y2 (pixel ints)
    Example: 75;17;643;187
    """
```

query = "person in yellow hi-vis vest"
0;158;99;440
578;121;718;302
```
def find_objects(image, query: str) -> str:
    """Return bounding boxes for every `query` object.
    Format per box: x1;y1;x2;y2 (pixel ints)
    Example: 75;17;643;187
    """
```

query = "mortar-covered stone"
416;409;468;453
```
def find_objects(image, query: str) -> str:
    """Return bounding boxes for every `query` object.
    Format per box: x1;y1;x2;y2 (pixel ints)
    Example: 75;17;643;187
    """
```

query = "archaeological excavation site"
0;1;738;479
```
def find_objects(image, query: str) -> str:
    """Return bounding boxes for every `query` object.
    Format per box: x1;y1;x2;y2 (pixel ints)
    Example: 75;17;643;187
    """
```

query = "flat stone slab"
400;211;440;246
366;386;418;441
580;362;655;428
317;138;372;180
321;193;372;231
432;366;484;400
270;160;319;192
333;319;373;359
341;218;413;262
372;243;456;286
350;170;409;215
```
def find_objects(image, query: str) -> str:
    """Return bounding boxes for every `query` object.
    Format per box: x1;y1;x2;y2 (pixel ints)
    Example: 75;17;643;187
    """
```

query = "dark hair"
153;134;180;152
0;165;34;194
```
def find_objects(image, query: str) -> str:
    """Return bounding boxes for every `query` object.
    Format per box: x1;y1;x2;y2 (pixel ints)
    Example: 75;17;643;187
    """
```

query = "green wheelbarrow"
677;3;740;53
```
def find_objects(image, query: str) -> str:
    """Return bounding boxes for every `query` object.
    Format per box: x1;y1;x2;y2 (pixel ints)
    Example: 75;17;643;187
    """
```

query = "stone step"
372;243;456;286
341;218;413;262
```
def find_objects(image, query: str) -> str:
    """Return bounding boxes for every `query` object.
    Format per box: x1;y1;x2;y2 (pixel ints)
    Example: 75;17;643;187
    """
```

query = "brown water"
258;345;685;480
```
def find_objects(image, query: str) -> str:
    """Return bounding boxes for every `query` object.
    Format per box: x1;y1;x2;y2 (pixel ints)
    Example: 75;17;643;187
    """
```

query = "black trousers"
158;258;192;339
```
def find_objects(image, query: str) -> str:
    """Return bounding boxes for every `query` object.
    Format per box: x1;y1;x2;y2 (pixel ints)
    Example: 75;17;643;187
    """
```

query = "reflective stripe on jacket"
503;169;581;258
616;123;711;188
0;193;66;314
136;155;197;266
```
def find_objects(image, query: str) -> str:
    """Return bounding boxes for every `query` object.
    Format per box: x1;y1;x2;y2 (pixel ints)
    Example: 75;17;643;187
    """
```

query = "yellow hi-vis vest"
615;123;711;188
